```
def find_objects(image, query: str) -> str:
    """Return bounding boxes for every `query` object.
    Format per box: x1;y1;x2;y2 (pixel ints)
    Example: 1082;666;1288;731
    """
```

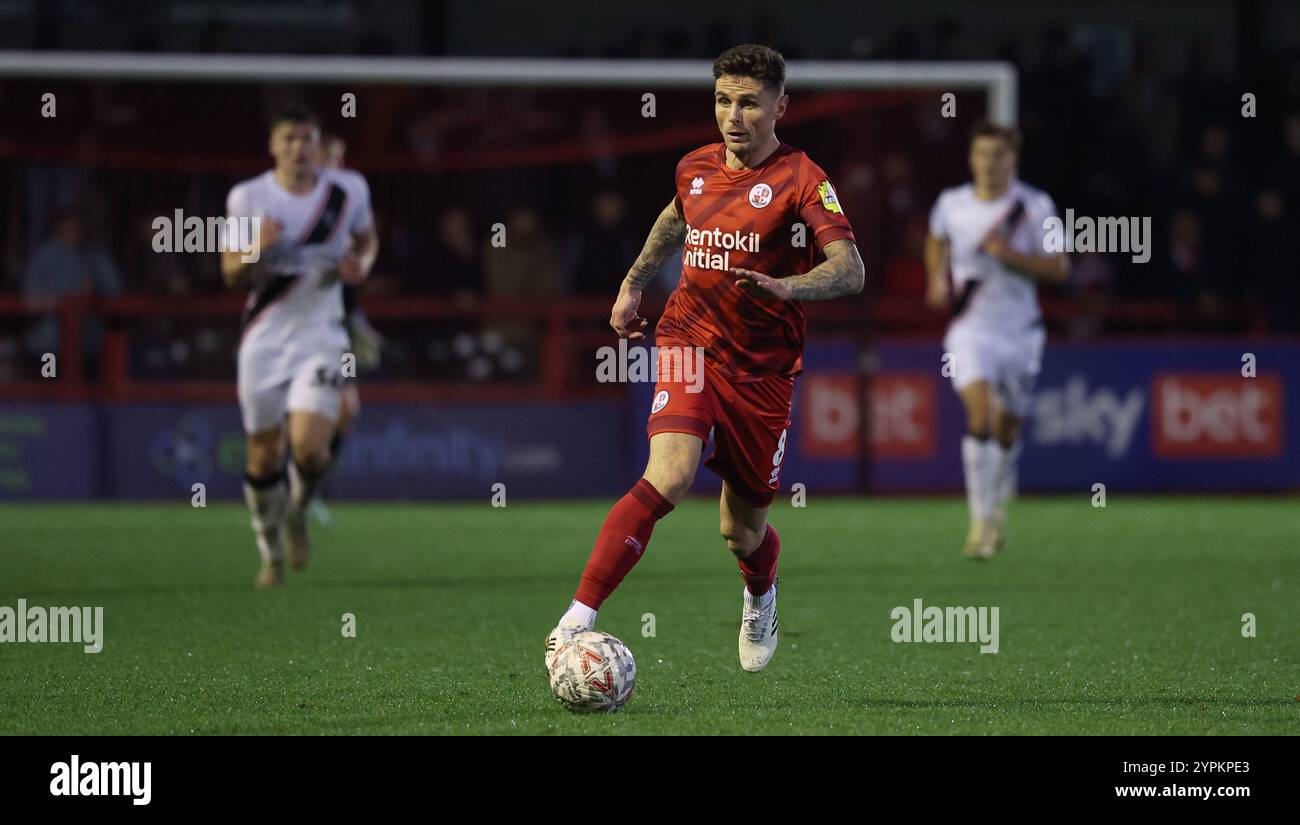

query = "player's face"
269;121;321;175
714;75;786;158
969;136;1017;191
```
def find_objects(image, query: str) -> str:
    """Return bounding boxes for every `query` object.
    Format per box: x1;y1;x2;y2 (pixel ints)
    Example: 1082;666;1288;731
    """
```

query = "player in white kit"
306;133;383;528
220;106;378;588
924;121;1069;559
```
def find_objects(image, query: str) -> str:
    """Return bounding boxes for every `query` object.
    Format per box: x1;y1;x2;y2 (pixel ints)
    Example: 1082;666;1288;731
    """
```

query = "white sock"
561;600;597;630
744;586;775;610
288;460;324;512
243;473;287;562
961;434;998;522
994;439;1021;509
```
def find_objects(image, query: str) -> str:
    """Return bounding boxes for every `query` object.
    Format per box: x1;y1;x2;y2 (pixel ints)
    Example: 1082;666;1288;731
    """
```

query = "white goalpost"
0;52;1018;124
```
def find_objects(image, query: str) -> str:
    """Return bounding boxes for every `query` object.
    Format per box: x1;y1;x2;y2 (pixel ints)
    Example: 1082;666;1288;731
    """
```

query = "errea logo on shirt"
690;176;704;195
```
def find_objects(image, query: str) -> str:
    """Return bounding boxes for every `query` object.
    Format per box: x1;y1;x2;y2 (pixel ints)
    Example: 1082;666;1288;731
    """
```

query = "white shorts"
943;322;1045;418
237;343;344;434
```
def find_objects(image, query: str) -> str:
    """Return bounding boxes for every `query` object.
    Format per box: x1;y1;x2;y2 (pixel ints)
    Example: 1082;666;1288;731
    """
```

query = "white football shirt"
225;166;373;351
928;179;1058;335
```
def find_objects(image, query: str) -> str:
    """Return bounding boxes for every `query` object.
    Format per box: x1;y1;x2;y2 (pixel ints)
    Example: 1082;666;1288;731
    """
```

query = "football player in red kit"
546;44;865;673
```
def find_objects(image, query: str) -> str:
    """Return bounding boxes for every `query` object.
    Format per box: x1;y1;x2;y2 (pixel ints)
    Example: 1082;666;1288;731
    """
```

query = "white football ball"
548;631;636;713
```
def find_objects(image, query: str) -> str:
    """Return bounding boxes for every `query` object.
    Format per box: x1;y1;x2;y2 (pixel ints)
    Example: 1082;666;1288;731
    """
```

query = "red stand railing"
0;292;1271;404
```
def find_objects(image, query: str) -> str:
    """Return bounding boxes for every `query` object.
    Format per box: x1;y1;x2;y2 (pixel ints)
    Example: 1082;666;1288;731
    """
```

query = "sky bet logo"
50;755;151;805
1153;373;1282;458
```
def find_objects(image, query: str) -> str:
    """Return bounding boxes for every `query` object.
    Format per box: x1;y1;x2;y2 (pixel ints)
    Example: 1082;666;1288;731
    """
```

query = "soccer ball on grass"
548;631;636;713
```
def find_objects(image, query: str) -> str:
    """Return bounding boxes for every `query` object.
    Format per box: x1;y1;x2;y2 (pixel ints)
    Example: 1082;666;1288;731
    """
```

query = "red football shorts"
646;357;793;508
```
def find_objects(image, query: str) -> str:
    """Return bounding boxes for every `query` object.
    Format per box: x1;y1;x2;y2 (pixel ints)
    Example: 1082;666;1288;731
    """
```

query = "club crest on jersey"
749;183;773;209
690;176;704;196
817;180;842;214
651;390;669;414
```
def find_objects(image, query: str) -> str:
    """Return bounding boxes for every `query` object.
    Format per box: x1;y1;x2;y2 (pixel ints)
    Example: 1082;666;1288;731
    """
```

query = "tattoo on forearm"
785;246;865;301
626;208;686;288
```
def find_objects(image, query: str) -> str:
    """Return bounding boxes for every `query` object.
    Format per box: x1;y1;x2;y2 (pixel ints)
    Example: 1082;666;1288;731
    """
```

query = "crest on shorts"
651;390;669;413
748;183;773;208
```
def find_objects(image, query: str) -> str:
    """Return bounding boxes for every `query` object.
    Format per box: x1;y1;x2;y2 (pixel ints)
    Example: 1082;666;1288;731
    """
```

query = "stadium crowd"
2;7;1297;383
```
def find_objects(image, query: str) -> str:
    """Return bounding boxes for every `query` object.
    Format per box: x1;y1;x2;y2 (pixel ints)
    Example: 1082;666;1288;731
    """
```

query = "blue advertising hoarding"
793;340;1300;493
0;405;100;499
2;340;1296;500
1;401;629;501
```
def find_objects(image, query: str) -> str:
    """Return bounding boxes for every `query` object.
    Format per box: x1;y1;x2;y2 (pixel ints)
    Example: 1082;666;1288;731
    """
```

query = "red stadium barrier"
0;293;633;403
0;292;1269;404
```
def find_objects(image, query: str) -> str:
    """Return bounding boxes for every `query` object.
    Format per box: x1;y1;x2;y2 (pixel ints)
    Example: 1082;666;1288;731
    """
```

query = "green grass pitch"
0;497;1295;735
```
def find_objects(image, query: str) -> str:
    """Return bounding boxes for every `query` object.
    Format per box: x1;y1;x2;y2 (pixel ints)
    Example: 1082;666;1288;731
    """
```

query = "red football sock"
574;478;675;610
738;524;780;597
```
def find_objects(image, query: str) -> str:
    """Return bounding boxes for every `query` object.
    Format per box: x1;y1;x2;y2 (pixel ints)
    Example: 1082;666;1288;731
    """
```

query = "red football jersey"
656;142;856;381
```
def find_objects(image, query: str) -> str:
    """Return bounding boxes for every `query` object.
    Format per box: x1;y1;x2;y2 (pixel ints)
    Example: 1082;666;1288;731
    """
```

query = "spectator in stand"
1063;251;1116;340
880;215;929;303
1158;207;1205;308
1273;112;1300;209
130;210;189;297
1247;188;1298;332
423;205;485;379
22;208;122;377
482;206;562;360
429;206;483;299
484;206;561;300
874;149;920;295
563;190;641;296
1178;123;1245;305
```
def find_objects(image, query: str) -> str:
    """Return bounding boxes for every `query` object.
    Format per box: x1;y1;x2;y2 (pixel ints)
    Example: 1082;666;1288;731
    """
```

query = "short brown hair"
269;104;319;134
713;44;786;93
971;119;1022;152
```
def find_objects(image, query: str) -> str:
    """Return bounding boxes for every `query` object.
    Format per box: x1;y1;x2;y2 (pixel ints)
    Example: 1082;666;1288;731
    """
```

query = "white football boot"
544;621;588;673
285;505;312;571
962;520;996;560
989;506;1006;554
739;582;778;672
253;559;284;589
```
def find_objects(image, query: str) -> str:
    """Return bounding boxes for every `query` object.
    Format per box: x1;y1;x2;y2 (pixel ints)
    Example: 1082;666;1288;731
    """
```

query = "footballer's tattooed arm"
784;240;866;300
612;199;686;340
624;199;687;290
733;239;865;302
